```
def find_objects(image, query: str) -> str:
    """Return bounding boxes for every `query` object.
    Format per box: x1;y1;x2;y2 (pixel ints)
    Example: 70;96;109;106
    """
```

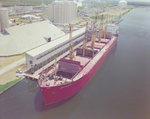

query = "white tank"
77;2;82;7
0;8;9;31
118;0;127;8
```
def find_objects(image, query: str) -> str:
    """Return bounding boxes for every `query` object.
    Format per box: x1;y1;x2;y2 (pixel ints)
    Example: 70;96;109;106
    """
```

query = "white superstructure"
103;24;119;35
118;0;127;8
48;0;77;24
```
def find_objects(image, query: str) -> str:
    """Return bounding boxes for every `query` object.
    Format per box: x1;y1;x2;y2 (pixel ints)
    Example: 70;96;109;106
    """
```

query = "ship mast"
69;24;75;60
91;16;97;49
104;14;108;39
98;15;103;43
54;57;57;79
82;21;88;57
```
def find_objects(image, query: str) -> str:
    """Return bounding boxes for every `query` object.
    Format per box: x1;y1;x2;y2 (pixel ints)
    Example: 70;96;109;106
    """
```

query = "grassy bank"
78;20;84;23
78;5;86;10
0;77;22;93
15;19;30;24
0;53;25;69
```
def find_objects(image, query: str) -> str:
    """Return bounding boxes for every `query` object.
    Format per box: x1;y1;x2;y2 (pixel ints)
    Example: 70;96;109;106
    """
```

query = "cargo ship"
38;18;119;105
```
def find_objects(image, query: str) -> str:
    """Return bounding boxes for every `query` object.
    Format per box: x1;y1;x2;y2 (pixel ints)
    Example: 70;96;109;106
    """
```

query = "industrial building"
15;5;33;11
26;27;85;72
3;7;13;13
0;20;65;56
118;0;127;8
20;15;41;20
0;8;9;32
48;0;77;24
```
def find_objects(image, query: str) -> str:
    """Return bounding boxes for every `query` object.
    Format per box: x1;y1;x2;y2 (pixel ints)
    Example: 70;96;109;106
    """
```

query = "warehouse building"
0;20;65;56
48;0;77;24
26;27;85;72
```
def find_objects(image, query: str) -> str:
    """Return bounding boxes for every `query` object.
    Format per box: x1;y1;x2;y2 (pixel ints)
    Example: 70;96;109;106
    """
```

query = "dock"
23;41;83;80
23;73;39;80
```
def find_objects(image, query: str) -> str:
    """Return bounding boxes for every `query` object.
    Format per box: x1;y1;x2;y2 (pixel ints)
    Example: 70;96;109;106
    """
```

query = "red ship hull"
39;36;118;105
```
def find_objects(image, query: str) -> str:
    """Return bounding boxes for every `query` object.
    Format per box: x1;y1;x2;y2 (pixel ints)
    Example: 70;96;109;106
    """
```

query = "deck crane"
104;14;108;39
69;24;75;60
91;16;97;49
98;14;104;43
54;57;57;79
82;21;88;57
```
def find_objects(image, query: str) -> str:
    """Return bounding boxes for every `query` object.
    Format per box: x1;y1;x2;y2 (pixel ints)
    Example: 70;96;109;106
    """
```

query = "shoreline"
0;77;23;94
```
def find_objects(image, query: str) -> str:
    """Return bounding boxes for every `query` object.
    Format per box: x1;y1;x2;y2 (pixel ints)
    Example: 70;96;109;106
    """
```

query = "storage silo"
68;1;77;23
73;3;77;21
67;1;71;23
118;0;127;8
0;22;1;32
52;1;64;24
0;8;9;31
48;0;77;24
48;4;54;22
60;2;64;23
63;3;68;23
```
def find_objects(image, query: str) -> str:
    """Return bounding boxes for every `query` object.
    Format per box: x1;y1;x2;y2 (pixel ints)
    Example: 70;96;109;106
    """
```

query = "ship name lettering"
60;84;71;89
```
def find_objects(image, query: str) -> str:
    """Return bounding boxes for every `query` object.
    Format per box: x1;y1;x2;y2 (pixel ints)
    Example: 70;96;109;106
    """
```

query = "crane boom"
69;24;75;60
82;21;88;57
55;57;57;79
104;14;108;39
98;14;104;43
91;16;97;49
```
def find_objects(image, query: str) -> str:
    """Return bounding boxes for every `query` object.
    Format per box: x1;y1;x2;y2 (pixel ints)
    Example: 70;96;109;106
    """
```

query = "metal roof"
26;27;85;57
0;20;65;56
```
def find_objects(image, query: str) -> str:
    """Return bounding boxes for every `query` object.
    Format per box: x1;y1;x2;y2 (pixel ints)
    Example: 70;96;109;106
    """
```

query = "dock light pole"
69;24;75;60
82;21;88;57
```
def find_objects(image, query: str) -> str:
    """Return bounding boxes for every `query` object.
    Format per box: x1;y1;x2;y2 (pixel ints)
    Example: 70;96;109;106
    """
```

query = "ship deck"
39;37;113;88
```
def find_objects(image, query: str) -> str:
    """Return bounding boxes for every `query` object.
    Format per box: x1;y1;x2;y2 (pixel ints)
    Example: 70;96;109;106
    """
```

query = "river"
0;8;150;119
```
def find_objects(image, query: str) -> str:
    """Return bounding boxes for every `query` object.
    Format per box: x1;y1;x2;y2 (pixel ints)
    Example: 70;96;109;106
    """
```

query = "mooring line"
0;86;39;102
